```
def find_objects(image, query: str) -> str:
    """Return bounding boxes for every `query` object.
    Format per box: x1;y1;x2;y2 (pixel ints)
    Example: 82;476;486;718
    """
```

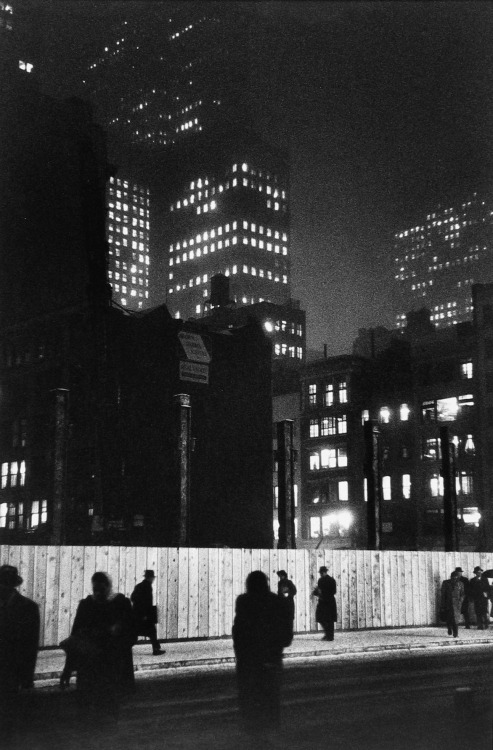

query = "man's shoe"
152;649;166;655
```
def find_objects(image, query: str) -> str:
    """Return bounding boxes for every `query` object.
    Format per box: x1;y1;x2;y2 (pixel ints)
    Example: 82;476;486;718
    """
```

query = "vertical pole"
440;425;458;551
51;388;69;544
277;420;295;549
175;393;192;546
364;420;381;550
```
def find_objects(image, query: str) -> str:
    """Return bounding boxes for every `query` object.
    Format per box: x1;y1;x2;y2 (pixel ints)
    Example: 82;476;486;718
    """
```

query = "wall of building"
3;544;492;647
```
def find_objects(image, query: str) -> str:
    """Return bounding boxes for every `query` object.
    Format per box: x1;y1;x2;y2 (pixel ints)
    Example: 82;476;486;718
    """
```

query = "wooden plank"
403;551;413;625
44;546;61;647
177;548;189;639
208;547;220;638
217;549;226;637
156;547;168;641
197;548;209;638
222;549;234;637
83;546;97;598
188;547;199;639
363;550;372;628
232;548;243;612
34;546;48;647
241;548;252;593
338;550;349;631
356;550;365;628
69;546;84;631
56;546;73;643
108;546;122;595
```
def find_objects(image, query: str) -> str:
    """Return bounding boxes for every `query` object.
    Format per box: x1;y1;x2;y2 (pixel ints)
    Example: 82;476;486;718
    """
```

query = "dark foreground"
10;646;493;750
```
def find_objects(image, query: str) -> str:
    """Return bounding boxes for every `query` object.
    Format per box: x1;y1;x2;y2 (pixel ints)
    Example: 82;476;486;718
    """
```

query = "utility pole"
364;420;381;550
175;393;192;546
440;425;458;551
276;420;296;549
51;388;69;544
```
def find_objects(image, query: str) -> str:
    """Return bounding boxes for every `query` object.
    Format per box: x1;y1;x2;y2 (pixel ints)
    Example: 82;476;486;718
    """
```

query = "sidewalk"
34;626;493;683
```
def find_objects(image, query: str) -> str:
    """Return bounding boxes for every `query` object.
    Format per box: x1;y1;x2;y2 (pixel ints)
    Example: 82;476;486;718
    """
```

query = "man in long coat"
131;570;165;655
313;565;337;641
440;570;465;637
469;566;490;629
233;570;293;741
0;564;40;739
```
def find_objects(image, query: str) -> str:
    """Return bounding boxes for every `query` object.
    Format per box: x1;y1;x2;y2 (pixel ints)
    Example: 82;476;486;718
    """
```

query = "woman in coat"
60;571;136;723
440;570;465;638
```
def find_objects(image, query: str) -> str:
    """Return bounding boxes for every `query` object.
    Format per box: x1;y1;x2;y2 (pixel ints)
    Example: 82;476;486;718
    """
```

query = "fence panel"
1;545;493;647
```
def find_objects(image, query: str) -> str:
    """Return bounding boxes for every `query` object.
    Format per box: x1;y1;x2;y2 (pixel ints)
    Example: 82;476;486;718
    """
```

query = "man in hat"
455;567;471;629
468;566;490;629
312;566;337;641
131;570;165;655
276;570;297;623
0;564;40;737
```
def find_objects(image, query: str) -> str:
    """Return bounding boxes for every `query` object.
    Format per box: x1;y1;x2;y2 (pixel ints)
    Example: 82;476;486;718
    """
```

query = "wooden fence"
1;545;492;648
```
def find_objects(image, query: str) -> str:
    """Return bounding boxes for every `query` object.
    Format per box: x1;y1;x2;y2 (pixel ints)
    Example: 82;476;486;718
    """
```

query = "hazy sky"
31;1;493;354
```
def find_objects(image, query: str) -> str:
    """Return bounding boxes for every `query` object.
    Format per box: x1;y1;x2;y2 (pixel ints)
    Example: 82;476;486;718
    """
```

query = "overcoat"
68;593;136;699
315;575;337;625
131;579;157;633
0;590;39;692
440;578;464;621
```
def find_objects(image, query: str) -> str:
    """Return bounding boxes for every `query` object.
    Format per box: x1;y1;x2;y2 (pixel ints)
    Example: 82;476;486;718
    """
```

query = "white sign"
179;360;209;385
178;331;211;363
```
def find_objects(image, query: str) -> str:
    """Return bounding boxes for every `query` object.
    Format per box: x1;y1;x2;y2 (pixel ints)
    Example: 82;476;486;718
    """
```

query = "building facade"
394;192;493;330
106;175;150;310
299;299;493;551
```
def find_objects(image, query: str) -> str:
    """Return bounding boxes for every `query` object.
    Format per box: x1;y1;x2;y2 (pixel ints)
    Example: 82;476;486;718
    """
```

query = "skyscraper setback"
83;4;292;319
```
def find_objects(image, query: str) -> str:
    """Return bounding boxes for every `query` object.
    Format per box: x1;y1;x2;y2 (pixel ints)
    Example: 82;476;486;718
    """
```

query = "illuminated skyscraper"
106;176;150;310
83;4;292;317
394;192;493;330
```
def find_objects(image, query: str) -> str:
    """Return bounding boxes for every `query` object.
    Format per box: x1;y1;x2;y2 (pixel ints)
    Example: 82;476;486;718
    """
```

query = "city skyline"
12;1;493;353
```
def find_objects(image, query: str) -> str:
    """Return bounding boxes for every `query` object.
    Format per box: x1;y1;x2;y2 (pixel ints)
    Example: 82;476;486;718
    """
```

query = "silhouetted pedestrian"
60;571;136;726
468;566;490;629
232;570;293;743
276;570;297;623
455;567;470;629
440;570;464;637
131;570;165;655
312;565;337;640
0;564;40;743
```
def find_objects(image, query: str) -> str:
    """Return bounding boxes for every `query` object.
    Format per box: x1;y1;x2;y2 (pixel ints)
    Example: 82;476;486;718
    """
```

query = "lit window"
402;474;411;499
400;404;410;421
461;360;473;379
310;517;321;538
309;453;320;471
310;420;319;438
361;409;370;425
338;481;349;501
382;476;392;501
325;383;333;406
379;407;390;424
430;474;444;497
337;415;347;434
339;381;348;403
308;383;317;405
0;502;7;528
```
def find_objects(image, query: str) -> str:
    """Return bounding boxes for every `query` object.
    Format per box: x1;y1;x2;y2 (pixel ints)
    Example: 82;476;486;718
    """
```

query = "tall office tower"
394;192;493;330
82;4;291;315
165;134;291;320
82;3;252;152
107;176;150;310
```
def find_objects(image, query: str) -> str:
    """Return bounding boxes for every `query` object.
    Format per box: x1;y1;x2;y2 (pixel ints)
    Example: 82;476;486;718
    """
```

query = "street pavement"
35;625;493;683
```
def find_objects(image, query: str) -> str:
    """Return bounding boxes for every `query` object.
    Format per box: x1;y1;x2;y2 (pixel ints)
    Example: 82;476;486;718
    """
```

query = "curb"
33;636;493;682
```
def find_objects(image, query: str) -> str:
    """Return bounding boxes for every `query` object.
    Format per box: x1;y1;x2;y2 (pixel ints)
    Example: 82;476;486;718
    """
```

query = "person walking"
232;570;293;743
312;566;337;641
276;570;297;624
468;566;490;630
131;570;165;655
440;570;465;638
455;567;470;629
0;564;40;742
60;571;136;726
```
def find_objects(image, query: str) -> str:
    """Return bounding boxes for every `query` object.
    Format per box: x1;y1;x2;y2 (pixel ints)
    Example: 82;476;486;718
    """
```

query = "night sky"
28;1;493;354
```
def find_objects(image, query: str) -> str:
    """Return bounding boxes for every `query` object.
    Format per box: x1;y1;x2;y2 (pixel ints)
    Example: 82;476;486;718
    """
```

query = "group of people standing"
440;565;491;637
